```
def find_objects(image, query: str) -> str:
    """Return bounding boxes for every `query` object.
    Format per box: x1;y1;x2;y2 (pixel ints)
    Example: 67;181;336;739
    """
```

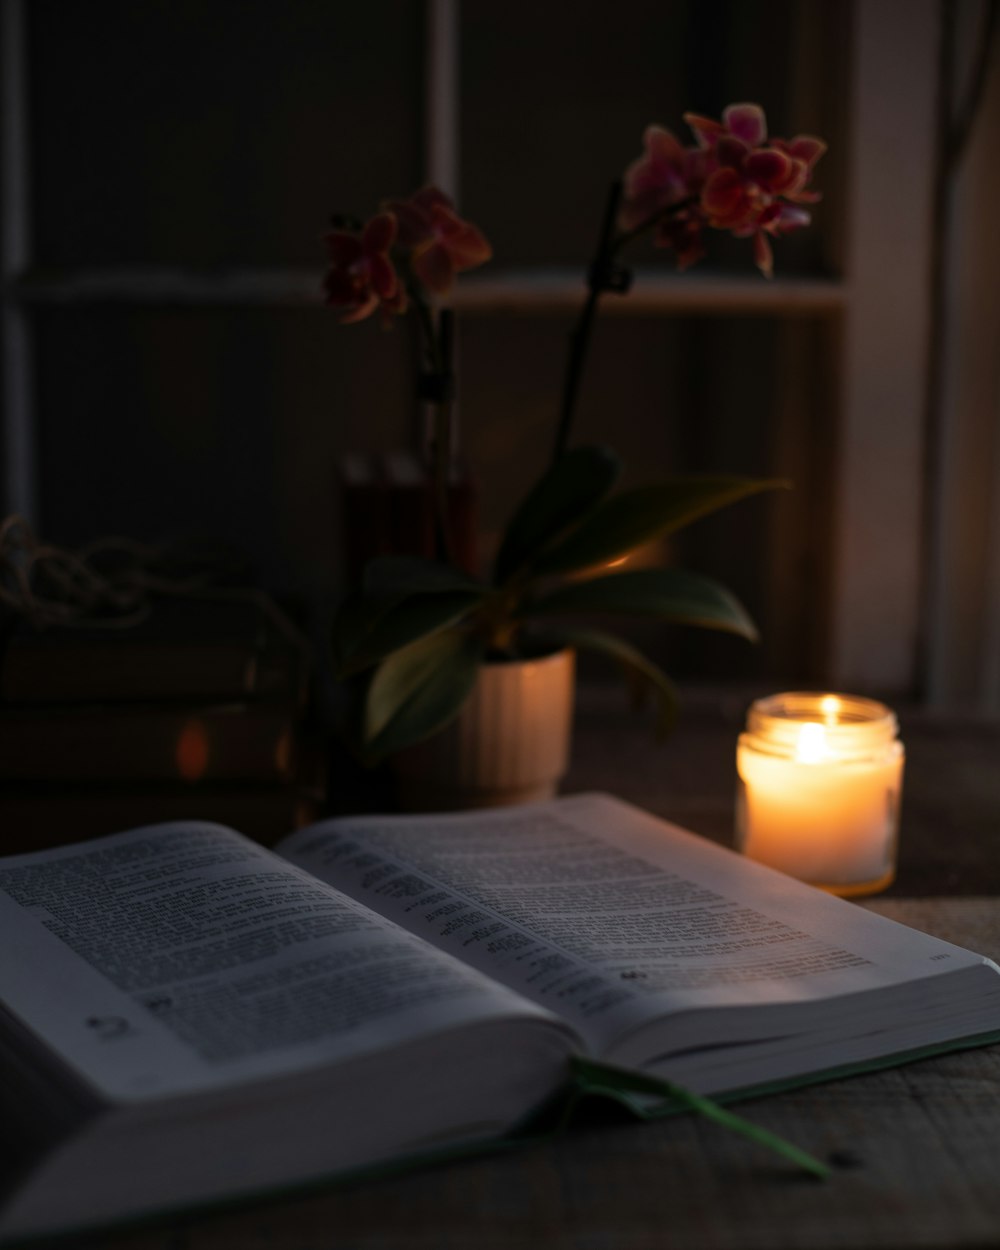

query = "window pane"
29;0;423;267
460;0;844;274
34;307;418;594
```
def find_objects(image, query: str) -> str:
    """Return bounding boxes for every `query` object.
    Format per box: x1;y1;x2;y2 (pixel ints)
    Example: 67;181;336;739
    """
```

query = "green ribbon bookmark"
567;1057;831;1180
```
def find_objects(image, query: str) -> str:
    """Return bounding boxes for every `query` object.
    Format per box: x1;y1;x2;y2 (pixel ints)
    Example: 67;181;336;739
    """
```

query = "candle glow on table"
735;692;905;896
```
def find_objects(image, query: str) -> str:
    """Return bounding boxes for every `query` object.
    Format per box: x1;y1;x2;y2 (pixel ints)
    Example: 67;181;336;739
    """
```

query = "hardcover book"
1;793;998;1241
0;597;300;706
0;701;300;784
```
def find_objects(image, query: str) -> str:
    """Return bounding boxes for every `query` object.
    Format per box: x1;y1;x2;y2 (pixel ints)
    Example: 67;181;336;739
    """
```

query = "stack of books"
0;596;325;853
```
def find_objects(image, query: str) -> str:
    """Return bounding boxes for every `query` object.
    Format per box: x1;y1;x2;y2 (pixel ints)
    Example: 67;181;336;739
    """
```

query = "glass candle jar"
735;692;904;897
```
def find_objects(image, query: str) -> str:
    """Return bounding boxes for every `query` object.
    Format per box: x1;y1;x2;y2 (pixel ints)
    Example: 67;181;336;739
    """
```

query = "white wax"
736;741;904;885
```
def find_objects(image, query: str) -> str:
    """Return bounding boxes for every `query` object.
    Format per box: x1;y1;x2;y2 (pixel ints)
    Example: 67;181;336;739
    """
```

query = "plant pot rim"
481;645;574;669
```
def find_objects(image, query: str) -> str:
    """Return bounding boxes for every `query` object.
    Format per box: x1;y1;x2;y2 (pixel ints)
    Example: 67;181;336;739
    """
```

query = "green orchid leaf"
363;554;485;596
568;1058;830;1179
532;477;786;578
333;588;485;678
560;626;679;738
332;592;395;677
363;628;482;762
523;568;759;641
494;445;623;584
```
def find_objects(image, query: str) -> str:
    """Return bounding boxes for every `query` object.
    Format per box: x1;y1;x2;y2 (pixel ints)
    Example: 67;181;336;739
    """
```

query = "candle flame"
820;695;840;725
796;721;829;764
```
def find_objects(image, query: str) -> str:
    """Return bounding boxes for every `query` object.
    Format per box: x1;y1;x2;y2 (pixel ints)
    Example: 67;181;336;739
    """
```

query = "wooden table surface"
564;684;1000;897
23;688;1000;1249
86;900;1000;1250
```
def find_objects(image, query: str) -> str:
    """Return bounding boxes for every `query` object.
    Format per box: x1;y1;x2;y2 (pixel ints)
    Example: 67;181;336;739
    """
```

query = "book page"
279;793;992;1058
0;824;567;1103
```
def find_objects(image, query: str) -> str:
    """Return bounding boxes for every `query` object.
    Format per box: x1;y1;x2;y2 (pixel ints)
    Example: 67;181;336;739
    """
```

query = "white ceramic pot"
391;648;575;811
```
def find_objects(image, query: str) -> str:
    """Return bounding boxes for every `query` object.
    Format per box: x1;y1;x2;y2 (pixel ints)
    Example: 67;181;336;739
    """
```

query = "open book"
2;793;999;1241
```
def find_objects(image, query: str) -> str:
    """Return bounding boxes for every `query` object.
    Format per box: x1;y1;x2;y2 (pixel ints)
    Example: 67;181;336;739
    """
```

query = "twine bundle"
0;515;310;669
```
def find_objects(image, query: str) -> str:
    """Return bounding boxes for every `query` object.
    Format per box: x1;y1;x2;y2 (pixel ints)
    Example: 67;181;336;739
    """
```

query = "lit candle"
735;692;905;896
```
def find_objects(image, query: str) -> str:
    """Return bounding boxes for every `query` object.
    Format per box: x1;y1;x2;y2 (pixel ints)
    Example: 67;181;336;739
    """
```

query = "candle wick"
796;722;828;764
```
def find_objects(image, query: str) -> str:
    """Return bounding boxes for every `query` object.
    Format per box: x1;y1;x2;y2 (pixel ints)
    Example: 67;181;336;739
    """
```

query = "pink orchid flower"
655;205;707;272
384;186;492;295
684;103;826;277
684;101;769;149
322;212;404;324
619;124;707;232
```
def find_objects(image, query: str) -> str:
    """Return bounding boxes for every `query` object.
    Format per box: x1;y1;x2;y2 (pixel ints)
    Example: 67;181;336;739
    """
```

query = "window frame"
4;0;992;707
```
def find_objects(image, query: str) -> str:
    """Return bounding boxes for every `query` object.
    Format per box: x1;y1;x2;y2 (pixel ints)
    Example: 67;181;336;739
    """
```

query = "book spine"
1;645;259;704
0;706;298;783
0;783;324;852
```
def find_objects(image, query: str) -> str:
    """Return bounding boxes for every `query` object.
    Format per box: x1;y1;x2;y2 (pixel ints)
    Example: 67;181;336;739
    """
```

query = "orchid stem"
551;180;624;467
550;188;700;468
419;304;456;566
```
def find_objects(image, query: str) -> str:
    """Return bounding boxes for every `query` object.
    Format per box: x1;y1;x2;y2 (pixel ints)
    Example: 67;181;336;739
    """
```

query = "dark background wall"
5;0;850;684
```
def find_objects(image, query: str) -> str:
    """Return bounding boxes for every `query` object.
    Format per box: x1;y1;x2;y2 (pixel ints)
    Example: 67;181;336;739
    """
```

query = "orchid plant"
325;103;826;763
324;186;491;564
